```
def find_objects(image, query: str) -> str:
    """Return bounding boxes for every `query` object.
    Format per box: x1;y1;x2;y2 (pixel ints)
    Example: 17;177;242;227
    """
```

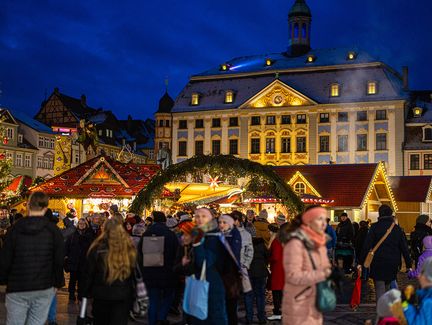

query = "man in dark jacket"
336;212;355;272
359;205;412;302
410;214;432;267
138;211;179;325
0;191;65;325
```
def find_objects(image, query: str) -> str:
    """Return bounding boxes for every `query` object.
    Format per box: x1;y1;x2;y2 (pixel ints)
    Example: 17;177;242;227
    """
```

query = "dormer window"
413;107;423;117
423;126;432;142
294;182;306;194
306;55;316;63
367;81;377;95
220;63;231;71
347;51;357;60
191;93;199;106
18;134;23;143
265;58;274;66
225;90;234;104
330;83;340;97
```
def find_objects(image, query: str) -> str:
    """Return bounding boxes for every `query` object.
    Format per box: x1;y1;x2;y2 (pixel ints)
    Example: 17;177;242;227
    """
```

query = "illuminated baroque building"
157;0;411;176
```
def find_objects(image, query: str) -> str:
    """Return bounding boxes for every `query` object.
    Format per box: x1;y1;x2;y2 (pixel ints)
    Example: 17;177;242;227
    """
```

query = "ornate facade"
158;0;408;176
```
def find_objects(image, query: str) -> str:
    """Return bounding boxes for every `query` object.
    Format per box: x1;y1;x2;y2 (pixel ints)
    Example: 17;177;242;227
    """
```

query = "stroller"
335;241;357;276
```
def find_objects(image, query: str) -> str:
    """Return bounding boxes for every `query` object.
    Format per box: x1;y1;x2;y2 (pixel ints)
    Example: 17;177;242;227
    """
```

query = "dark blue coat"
191;228;228;325
64;228;94;272
138;222;179;289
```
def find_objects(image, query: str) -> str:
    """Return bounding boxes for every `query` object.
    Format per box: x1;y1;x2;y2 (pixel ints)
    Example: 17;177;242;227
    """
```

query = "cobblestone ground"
0;272;418;324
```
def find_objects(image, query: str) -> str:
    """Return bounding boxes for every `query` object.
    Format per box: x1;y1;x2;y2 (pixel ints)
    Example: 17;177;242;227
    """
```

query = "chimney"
54;87;59;94
127;114;133;131
402;66;409;90
81;94;87;107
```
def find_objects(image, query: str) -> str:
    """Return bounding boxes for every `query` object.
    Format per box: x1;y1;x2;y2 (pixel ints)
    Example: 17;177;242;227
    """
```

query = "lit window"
296;114;307;124
220;63;230;71
225;91;234;103
319;113;329;123
331;84;340;97
191;93;199;106
347;52;356;60
38;136;44;147
306;55;316;63
413;107;422;117
368;82;377;95
265;58;273;66
294;182;306;194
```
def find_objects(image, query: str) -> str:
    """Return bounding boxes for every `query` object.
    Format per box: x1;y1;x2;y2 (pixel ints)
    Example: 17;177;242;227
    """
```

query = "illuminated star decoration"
208;175;222;190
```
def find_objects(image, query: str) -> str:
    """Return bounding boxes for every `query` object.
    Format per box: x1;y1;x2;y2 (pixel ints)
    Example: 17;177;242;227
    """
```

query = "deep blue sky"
1;0;431;121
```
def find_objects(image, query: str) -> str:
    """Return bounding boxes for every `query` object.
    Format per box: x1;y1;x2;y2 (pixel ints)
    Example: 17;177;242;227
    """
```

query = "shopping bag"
350;271;362;310
182;260;209;320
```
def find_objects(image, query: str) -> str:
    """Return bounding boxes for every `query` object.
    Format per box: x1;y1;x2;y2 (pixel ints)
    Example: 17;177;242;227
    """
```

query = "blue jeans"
5;287;55;325
147;287;175;325
47;295;57;322
244;277;266;321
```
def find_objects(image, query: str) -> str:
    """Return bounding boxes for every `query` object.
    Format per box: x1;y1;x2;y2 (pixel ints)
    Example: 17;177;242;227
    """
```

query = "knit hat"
132;223;146;237
166;217;179;229
377;289;401;317
423;236;432;250
179;213;192;223
302;207;327;225
421;256;432;282
276;214;286;224
378;205;393;218
416;214;430;225
178;221;195;235
258;209;268;220
219;214;234;228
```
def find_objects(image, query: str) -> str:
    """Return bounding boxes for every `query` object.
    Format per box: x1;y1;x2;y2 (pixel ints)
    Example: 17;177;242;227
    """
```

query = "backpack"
142;235;165;267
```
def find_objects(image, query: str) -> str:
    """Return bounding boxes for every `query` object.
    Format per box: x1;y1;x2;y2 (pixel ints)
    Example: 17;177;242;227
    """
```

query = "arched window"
294;182;306;194
294;23;299;38
302;23;307;39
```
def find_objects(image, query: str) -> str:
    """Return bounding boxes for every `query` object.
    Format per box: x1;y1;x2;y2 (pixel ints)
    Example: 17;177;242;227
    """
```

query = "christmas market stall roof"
274;162;397;210
5;175;33;193
389;176;432;202
30;155;159;198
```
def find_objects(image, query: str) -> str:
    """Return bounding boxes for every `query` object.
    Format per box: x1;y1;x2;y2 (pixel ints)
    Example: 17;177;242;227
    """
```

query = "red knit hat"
178;221;195;235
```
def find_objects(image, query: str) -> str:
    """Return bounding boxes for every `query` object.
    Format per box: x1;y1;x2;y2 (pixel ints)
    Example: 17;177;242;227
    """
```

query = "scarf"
199;218;219;233
300;224;326;248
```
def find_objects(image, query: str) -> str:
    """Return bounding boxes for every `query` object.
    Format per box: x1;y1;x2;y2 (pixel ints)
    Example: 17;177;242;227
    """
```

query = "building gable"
239;79;317;109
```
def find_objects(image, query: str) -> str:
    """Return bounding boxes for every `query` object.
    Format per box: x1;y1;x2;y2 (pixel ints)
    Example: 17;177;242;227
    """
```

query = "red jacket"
269;238;284;290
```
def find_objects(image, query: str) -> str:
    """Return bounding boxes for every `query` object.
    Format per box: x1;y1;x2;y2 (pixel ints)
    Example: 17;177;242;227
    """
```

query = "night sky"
1;0;431;121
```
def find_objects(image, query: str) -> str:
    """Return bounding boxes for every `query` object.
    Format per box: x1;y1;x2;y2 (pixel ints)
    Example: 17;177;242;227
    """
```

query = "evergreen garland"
130;154;303;215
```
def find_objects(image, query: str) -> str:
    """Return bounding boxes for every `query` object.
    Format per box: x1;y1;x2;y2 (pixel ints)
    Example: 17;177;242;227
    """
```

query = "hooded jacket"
0;216;65;292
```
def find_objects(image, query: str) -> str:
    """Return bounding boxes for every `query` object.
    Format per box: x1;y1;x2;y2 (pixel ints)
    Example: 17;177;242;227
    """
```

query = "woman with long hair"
279;205;332;325
82;218;136;325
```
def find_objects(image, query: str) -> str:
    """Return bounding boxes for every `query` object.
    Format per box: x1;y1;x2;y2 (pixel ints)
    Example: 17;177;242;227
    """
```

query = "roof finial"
275;72;280;79
164;77;169;92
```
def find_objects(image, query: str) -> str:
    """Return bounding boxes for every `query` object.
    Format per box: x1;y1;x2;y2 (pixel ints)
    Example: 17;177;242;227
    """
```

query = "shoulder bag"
363;222;395;269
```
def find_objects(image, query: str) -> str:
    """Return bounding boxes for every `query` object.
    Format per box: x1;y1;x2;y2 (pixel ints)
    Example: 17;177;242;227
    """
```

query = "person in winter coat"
61;212;77;242
254;209;271;247
0;206;11;248
267;223;287;321
138;211;179;325
82;218;136;325
410;214;432;267
0;192;65;325
231;211;254;270
376;289;403;325
244;209;257;237
409;236;432;279
190;207;228;325
245;234;270;324
219;214;242;325
354;220;369;262
280;206;332;325
359;205;412;301
131;222;146;248
64;218;94;301
335;212;354;272
404;256;432;324
325;218;337;262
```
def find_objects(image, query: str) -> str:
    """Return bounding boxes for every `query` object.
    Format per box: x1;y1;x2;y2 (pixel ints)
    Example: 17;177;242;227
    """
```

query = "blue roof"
172;48;408;113
194;47;376;77
13;110;54;134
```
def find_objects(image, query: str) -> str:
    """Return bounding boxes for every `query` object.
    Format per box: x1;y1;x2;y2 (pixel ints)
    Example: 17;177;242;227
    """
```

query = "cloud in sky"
1;0;431;120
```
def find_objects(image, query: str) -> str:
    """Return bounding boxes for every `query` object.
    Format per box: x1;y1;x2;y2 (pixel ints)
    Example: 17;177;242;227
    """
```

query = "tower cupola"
287;0;312;56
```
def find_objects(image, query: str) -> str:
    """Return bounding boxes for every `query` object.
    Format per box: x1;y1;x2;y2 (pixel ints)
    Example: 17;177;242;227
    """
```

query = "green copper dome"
288;0;312;18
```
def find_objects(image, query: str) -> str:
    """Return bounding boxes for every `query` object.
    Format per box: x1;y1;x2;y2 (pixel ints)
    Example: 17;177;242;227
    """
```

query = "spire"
164;77;169;92
287;0;312;56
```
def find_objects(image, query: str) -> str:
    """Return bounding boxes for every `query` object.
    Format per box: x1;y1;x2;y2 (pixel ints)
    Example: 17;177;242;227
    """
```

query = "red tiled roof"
6;175;33;193
30;155;159;198
274;163;379;208
389;176;432;202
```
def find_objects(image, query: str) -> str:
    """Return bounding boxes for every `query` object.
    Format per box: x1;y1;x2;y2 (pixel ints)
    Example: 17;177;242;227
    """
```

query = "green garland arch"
130;154;304;215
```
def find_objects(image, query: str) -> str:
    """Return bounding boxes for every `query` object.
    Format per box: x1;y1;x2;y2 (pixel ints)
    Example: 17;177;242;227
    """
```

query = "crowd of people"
0;193;432;325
